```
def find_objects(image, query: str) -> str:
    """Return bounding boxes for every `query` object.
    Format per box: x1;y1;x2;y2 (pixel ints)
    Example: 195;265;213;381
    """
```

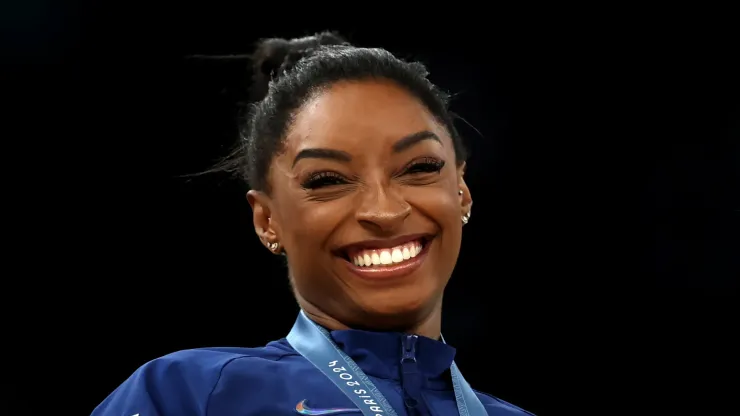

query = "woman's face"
249;80;472;330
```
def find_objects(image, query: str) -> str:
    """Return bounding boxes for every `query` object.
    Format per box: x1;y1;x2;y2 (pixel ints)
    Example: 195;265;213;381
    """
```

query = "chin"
354;290;437;329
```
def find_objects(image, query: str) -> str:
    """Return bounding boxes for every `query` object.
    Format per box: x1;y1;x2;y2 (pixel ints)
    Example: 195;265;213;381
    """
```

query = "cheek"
414;190;459;215
278;201;341;246
405;182;461;224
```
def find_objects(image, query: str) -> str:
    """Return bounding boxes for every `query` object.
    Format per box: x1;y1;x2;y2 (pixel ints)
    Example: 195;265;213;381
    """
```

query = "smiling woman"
92;32;533;416
260;76;468;335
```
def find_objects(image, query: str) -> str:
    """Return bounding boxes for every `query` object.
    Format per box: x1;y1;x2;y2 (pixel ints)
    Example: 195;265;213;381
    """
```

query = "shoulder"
138;343;296;382
475;391;536;416
139;341;300;384
166;342;297;369
92;342;298;415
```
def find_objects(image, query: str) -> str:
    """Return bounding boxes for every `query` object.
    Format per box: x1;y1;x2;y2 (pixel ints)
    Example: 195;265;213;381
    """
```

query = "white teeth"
379;251;392;265
391;249;403;263
350;240;425;268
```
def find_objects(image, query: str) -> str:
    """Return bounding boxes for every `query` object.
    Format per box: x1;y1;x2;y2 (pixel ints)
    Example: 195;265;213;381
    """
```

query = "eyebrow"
292;130;442;167
392;130;441;153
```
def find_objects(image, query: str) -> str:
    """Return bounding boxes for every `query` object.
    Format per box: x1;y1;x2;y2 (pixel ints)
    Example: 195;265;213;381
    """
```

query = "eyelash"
300;158;446;190
402;157;446;175
300;172;347;189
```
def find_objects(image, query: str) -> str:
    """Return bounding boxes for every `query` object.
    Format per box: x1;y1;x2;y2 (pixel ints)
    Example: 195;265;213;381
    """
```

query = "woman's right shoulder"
92;342;299;415
131;342;300;387
150;343;297;374
156;344;291;366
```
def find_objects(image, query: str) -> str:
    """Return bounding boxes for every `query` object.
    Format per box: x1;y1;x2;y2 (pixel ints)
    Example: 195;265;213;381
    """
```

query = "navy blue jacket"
93;328;532;415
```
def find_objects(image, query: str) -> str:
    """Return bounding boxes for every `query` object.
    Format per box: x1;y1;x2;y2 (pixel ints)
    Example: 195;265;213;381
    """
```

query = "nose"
355;186;411;234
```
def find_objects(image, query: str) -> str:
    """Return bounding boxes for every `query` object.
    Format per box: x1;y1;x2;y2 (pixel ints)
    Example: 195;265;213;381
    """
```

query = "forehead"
285;80;446;152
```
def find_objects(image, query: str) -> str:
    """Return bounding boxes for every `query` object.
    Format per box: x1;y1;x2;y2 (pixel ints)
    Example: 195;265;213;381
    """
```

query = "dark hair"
215;32;466;193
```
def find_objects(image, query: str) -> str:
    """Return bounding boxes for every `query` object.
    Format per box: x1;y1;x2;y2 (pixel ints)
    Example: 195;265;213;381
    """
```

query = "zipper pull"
402;334;418;363
400;335;424;413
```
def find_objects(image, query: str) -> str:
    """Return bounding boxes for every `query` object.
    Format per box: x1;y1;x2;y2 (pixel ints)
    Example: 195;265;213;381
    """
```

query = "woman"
93;32;533;416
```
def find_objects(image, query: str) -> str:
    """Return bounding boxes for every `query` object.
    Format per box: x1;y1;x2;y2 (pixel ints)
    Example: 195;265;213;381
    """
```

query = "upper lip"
336;233;433;256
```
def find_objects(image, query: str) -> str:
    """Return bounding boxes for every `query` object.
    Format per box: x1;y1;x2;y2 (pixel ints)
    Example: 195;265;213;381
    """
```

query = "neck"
297;295;443;340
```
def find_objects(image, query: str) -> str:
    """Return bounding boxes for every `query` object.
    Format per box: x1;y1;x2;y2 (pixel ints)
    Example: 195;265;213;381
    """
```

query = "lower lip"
342;239;432;280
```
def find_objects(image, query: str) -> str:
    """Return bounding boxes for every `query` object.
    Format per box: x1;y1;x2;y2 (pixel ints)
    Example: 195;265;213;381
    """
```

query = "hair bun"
249;31;350;102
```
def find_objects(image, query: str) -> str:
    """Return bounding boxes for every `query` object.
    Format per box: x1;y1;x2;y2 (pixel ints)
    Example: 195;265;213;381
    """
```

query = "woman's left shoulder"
474;391;537;416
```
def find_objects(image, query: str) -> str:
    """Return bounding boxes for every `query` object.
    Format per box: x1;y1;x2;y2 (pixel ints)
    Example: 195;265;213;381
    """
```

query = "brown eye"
301;172;348;189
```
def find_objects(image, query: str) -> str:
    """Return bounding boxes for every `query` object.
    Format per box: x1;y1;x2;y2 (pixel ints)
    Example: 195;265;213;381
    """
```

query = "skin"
248;80;472;340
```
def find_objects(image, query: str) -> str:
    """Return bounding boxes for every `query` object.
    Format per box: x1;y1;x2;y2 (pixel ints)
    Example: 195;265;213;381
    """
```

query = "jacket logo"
295;399;361;415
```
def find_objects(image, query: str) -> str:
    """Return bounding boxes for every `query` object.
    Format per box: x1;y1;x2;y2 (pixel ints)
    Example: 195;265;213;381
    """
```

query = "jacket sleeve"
91;350;233;416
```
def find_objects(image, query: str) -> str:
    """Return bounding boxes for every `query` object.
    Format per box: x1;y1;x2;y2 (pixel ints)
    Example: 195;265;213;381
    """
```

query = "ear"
246;190;279;248
456;162;473;214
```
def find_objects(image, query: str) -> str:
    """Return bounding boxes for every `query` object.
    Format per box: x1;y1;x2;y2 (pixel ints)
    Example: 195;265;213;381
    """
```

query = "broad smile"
335;234;435;280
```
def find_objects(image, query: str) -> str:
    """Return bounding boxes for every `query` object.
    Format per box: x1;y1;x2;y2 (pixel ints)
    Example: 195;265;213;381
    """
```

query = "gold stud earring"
268;242;280;252
458;189;463;195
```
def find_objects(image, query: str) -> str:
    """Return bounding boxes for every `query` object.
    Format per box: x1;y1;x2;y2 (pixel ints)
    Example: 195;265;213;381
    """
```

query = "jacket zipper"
401;334;425;415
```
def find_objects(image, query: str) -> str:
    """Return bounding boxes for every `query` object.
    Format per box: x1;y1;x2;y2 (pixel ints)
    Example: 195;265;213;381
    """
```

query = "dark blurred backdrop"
6;2;738;414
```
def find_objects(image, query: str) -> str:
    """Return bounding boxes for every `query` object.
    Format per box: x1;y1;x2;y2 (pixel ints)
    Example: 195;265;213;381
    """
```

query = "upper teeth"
351;240;423;267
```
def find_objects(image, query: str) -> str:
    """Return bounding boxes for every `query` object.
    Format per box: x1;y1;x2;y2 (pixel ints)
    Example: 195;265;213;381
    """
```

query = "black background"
7;3;738;414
